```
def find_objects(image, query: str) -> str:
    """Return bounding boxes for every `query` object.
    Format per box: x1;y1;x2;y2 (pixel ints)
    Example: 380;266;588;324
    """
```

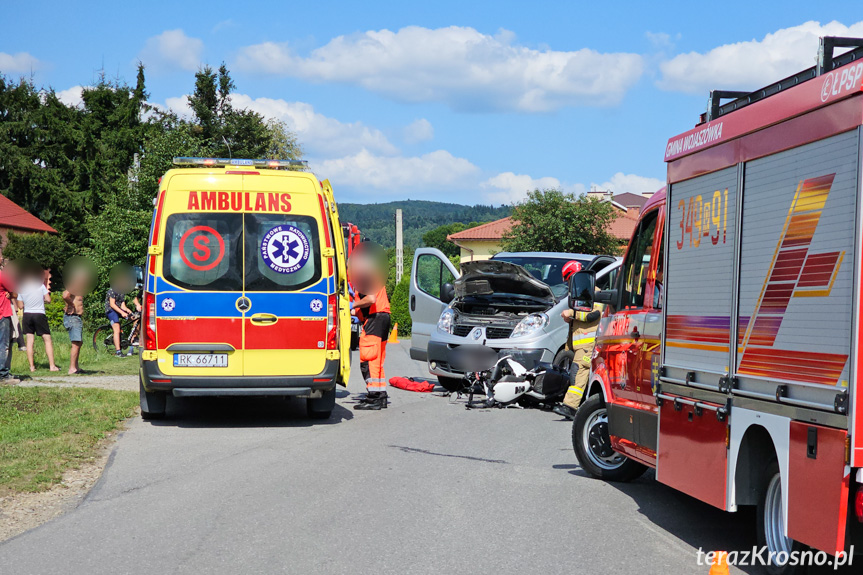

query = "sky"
2;1;861;204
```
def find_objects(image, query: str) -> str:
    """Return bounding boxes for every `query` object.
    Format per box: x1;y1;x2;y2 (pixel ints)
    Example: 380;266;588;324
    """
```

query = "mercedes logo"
236;296;252;312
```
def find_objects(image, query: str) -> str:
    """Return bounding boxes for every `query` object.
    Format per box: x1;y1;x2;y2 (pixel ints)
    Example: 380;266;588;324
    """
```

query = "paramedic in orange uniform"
353;284;391;410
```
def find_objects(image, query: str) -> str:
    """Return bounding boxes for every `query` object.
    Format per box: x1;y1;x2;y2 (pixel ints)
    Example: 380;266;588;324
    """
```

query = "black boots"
354;392;388;410
552;403;576;420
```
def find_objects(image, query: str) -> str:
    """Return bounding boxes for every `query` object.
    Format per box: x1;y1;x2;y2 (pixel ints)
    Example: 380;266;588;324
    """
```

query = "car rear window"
244;214;321;291
162;213;243;291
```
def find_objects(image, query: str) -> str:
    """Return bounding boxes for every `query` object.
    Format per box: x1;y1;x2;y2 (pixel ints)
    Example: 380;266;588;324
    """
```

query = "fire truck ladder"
703;36;863;123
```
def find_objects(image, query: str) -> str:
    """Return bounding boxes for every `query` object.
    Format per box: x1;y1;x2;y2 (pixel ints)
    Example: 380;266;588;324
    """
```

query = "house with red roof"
447;193;645;262
0;195;58;257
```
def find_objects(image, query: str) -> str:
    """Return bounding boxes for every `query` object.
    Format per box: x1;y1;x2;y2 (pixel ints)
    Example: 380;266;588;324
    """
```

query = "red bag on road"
389;377;435;392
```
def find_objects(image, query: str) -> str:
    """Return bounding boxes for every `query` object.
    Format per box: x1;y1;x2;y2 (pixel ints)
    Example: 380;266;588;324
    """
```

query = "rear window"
162;213;243;291
244;214;321;291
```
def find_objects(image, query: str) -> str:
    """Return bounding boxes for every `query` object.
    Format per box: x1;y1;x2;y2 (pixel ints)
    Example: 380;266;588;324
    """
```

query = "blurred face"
109;263;135;294
64;257;97;297
348;242;387;295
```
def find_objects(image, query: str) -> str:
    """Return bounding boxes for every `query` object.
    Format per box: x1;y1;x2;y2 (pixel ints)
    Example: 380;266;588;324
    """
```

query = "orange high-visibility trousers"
360;312;391;393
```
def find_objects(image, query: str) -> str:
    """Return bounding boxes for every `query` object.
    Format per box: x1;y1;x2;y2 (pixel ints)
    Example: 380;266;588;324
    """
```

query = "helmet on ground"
562;260;583;282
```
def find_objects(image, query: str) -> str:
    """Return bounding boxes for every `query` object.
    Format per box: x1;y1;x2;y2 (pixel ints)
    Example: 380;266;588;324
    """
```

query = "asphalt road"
0;340;853;575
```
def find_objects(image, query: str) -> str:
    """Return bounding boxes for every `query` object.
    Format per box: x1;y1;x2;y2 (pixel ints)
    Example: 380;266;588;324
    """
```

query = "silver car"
409;249;621;390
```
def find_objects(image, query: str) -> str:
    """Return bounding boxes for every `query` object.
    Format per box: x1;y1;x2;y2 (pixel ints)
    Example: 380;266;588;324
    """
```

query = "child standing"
17;269;58;372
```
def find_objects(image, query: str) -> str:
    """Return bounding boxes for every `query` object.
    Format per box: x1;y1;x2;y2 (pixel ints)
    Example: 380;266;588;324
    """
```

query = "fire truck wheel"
757;464;804;575
572;395;647;482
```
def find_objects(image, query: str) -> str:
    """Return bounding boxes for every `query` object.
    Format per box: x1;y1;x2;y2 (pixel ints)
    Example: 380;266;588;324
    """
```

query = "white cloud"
236;26;644;112
403;118;434;143
164;95;193;118
56;85;84;108
659;20;863;93
139;29;203;72
593;172;664;196
314;149;480;192
480;172;563;203
229;94;398;156
0;51;42;74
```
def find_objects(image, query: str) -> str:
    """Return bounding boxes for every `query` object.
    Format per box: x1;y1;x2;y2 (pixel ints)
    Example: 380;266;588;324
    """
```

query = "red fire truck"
570;37;863;572
342;222;361;258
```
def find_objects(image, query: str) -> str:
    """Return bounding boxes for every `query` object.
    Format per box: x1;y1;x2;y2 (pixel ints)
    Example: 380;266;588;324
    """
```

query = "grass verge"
0;386;138;495
11;329;139;377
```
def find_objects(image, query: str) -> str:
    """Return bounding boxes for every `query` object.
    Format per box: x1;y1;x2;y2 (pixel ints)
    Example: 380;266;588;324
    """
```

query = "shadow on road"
553;463;855;574
144;395;354;428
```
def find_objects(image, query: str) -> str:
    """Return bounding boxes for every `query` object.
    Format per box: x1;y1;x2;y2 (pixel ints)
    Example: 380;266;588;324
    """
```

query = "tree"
2;232;76;288
187;64;281;159
83;202;152;320
264;118;303;160
501;189;620;254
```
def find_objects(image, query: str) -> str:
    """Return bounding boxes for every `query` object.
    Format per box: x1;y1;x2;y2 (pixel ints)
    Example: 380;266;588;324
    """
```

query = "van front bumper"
426;340;548;378
140;358;339;397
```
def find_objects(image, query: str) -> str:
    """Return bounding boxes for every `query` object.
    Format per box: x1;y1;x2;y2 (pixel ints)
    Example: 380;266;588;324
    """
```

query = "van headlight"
511;313;549;338
437;308;455;334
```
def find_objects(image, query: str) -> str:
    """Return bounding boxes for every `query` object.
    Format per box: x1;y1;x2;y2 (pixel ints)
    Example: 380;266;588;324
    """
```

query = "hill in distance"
337;199;512;249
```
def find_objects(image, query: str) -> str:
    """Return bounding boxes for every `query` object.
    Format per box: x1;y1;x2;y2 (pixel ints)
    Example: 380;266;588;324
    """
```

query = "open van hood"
455;260;555;303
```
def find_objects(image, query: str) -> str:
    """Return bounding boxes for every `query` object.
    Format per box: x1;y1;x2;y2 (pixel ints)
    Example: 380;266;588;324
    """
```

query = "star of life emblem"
310;298;323;313
260;225;310;274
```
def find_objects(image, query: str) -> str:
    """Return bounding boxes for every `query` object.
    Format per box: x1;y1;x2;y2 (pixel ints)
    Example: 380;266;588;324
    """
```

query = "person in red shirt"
0;261;19;383
353;283;391;410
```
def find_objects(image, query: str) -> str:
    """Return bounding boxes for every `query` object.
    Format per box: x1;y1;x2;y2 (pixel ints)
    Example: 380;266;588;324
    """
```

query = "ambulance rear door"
242;176;329;377
155;174;246;377
322;179;351;386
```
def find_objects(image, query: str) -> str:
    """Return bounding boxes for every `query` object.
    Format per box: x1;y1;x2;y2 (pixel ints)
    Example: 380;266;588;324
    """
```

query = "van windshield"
493;256;591;298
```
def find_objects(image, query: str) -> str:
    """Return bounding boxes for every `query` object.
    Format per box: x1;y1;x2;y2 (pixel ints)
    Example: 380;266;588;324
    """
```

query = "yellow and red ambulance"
138;158;351;420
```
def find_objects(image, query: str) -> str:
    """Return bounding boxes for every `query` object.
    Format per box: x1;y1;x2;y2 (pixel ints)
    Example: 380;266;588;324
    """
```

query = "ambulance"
570;37;863;572
138;158;352;420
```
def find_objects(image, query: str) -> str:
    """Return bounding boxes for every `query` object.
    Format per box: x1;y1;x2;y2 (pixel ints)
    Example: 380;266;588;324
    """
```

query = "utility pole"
395;209;403;284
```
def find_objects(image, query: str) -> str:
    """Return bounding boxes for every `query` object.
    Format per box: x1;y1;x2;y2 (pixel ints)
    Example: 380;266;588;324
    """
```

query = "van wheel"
757;463;804;575
573;395;647;482
139;379;167;420
307;388;336;420
553;349;574;372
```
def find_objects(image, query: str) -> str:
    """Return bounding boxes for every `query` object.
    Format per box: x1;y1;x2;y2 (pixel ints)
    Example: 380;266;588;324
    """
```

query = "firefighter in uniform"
353;284;391;410
553;261;603;420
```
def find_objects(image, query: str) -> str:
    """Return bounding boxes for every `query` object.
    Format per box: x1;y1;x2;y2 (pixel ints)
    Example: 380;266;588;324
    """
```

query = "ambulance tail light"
326;294;338;350
855;485;863;523
143;292;157;351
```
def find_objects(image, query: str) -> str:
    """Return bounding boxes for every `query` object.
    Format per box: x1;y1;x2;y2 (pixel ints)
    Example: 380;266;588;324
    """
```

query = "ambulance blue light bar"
172;157;308;169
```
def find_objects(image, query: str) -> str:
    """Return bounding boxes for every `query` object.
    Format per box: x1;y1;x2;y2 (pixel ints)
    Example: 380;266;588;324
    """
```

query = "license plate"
173;353;228;367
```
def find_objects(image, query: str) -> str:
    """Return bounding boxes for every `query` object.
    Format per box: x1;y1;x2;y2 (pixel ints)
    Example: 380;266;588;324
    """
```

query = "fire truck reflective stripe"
666;341;730;352
738;348;847;386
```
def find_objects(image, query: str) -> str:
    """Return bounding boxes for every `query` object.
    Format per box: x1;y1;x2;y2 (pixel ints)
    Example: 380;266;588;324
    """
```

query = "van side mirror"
569;270;595;310
441;282;455;304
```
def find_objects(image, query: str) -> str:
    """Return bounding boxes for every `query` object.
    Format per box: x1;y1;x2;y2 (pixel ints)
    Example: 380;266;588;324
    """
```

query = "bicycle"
92;312;140;354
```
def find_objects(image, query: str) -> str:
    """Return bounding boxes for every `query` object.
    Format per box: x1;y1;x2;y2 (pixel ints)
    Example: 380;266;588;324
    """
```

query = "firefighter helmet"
562;260;583;282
